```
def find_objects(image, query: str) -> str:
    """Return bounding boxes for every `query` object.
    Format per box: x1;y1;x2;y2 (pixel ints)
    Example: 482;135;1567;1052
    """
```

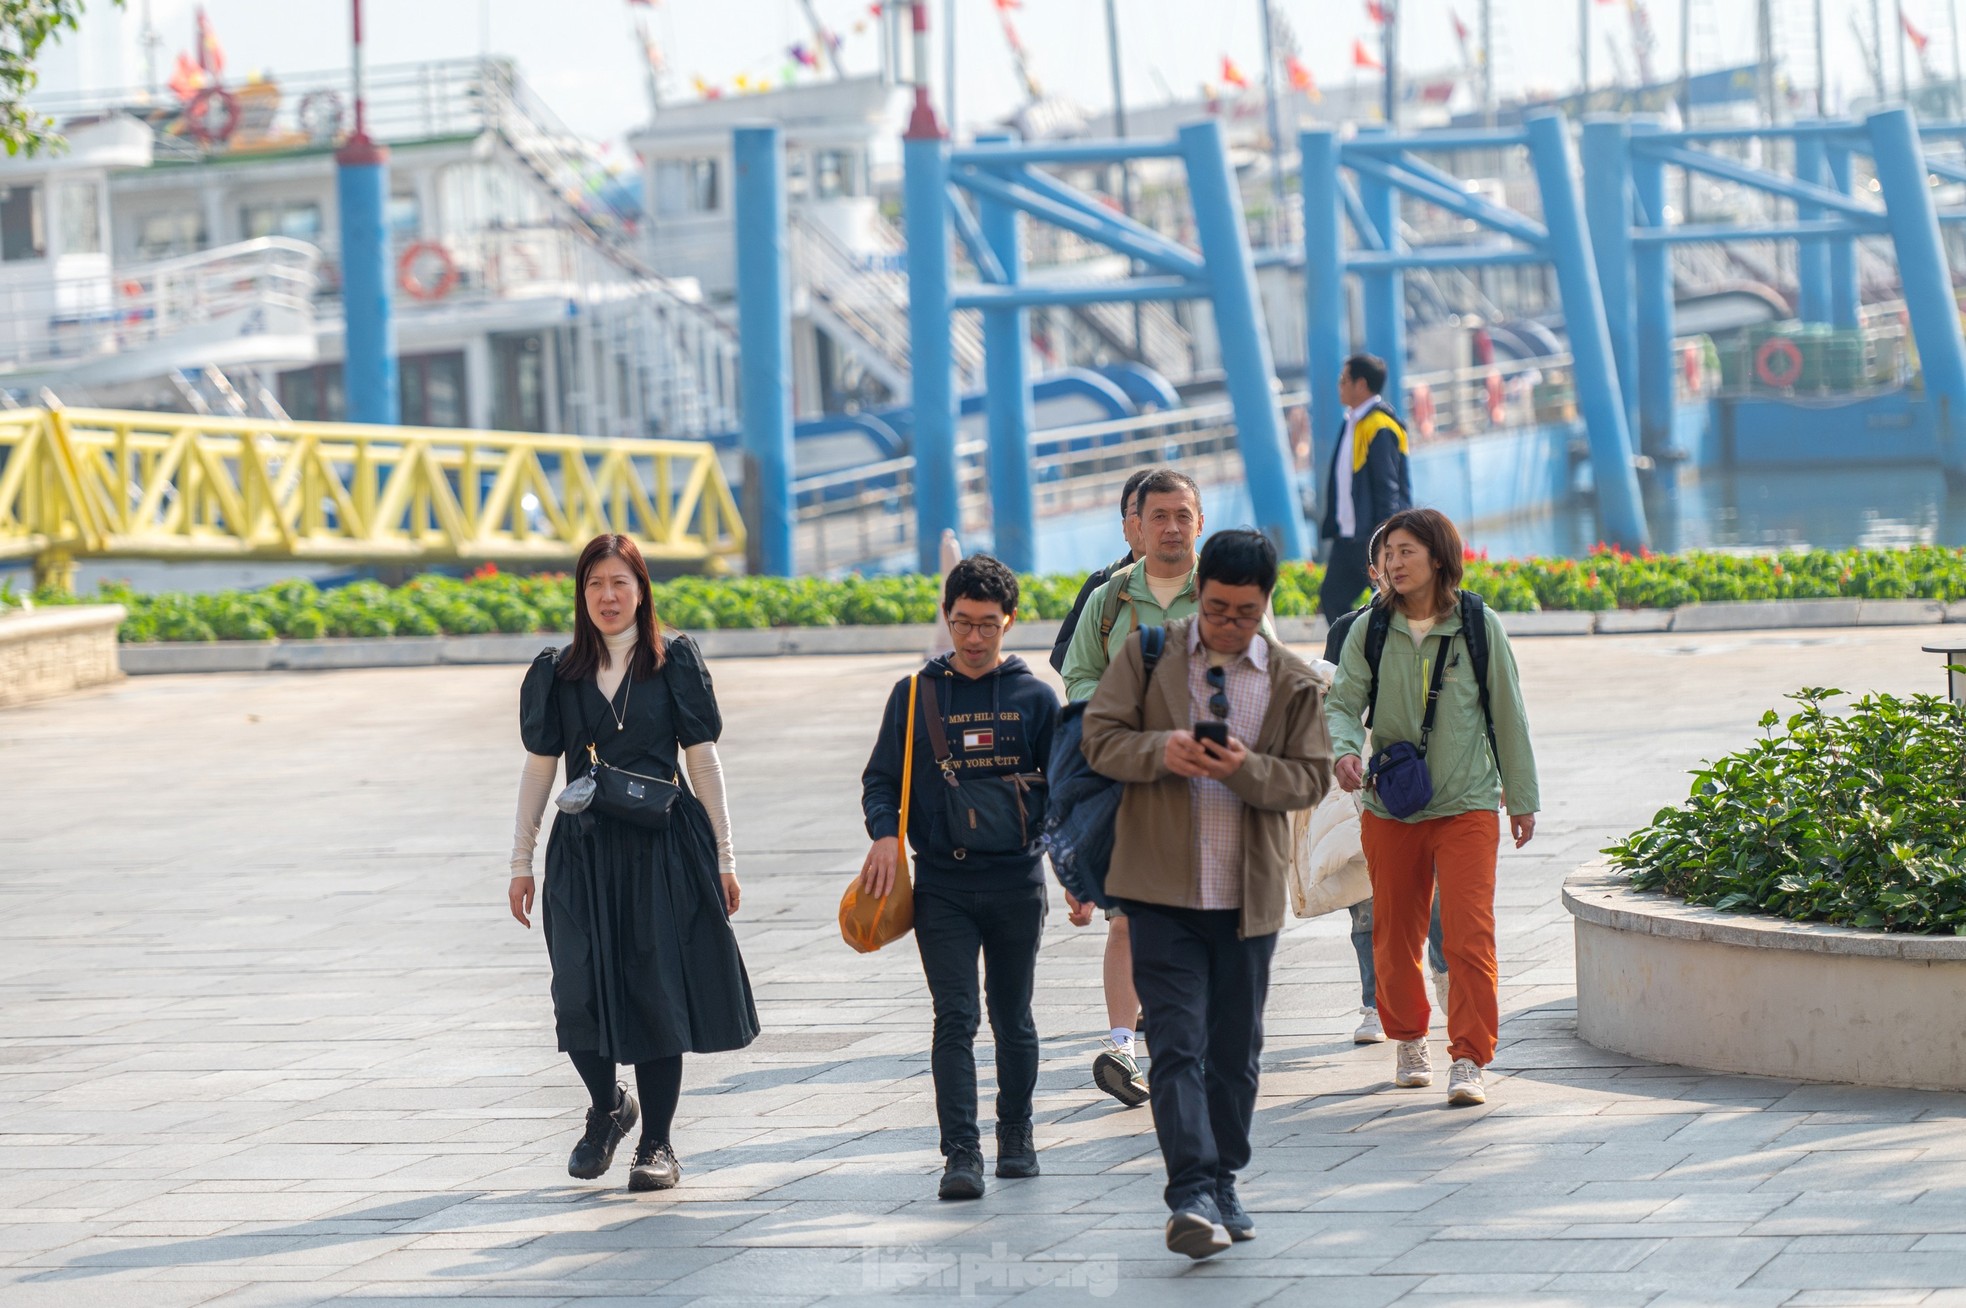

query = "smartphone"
1193;720;1230;748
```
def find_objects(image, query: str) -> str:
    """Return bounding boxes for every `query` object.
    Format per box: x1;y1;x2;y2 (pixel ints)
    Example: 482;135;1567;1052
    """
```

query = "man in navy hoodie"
859;554;1061;1201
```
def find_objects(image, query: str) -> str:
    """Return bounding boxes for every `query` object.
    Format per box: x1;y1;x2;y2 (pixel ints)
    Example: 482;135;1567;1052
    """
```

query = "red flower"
471;562;500;580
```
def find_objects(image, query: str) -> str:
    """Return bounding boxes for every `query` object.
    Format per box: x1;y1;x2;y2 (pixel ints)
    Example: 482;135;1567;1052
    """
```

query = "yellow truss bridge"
0;407;747;591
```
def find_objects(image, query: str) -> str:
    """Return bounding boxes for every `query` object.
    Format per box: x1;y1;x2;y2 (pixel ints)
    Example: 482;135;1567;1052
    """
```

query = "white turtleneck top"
509;625;736;879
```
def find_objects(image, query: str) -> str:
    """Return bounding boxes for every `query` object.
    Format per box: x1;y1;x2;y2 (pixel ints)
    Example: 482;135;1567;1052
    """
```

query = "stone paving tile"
6;632;1966;1304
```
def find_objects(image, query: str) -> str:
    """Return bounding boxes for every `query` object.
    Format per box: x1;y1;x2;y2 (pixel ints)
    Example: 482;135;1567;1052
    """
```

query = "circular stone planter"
1563;862;1966;1092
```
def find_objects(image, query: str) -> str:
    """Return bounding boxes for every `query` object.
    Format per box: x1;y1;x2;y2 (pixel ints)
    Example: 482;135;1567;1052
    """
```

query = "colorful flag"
1353;38;1382;71
195;6;225;78
789;42;819;68
1220;55;1249;89
1286;54;1317;94
1452;10;1469;42
169;50;204;102
1904;11;1931;52
1365;0;1388;24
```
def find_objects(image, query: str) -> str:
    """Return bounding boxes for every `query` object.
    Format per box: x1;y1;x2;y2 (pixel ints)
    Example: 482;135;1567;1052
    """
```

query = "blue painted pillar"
1355;128;1405;412
335;135;398;425
1630;119;1677;464
1826;143;1862;329
734;125;795;576
1794;130;1833;325
1180;119;1306;558
974;132;1035;573
1301;129;1347;526
1582;117;1638;436
903;128;960;573
1868;106;1966;482
1525;112;1649;549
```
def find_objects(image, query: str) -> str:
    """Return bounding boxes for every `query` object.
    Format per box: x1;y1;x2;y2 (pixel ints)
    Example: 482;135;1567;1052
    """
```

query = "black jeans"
913;881;1047;1156
1124;900;1278;1212
1319;534;1372;618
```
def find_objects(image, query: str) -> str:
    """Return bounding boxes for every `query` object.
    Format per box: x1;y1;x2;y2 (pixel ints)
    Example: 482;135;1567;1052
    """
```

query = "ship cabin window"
56;182;102;256
813;150;860;200
136;211;206;259
0;184;45;262
242;200;323;243
653;158;719;217
786;152;808;201
401;351;466;428
278;362;344;423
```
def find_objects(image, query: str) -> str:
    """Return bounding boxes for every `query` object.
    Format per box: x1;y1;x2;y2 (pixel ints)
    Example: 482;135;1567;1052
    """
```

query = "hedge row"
8;546;1966;643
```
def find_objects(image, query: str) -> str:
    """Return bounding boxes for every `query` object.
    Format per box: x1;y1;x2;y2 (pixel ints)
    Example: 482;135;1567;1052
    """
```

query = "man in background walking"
1319;353;1412;619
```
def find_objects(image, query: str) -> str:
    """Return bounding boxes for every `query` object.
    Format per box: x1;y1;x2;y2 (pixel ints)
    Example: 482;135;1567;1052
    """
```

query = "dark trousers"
1125;901;1278;1211
913;882;1047;1156
1319;534;1372;618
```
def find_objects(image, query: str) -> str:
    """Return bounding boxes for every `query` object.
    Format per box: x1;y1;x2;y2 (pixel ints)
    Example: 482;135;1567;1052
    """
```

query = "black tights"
567;1050;683;1148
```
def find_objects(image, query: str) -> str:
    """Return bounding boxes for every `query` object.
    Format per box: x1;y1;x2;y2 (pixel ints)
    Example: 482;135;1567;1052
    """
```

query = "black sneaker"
567;1083;638;1180
628;1140;681;1192
1215;1181;1255;1241
938;1146;986;1200
995;1121;1039;1179
1164;1192;1232;1260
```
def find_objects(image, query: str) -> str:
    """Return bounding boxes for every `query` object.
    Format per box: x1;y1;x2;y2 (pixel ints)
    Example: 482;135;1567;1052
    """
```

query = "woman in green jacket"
1325;508;1540;1109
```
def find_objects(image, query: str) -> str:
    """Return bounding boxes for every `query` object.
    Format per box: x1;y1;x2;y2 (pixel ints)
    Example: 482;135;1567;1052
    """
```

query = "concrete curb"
1563;862;1966;962
114;595;1961;675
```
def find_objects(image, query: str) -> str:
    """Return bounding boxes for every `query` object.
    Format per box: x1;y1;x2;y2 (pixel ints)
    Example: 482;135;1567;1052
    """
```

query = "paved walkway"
4;628;1964;1307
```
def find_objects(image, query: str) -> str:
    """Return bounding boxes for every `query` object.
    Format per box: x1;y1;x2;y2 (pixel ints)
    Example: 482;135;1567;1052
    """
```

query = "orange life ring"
396;241;457;302
1484;369;1505;425
185;87;239;145
1754;336;1804;389
1410;382;1436;438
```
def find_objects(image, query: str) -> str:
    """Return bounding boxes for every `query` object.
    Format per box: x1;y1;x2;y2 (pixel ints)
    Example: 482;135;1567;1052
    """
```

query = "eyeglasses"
1200;608;1262;629
1204;664;1230;720
948;619;1004;638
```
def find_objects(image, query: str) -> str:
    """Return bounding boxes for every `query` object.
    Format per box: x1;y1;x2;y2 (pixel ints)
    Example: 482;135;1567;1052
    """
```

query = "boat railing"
0;237;318;378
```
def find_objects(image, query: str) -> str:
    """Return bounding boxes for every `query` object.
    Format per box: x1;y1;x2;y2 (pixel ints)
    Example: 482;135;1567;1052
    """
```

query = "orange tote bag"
840;673;917;952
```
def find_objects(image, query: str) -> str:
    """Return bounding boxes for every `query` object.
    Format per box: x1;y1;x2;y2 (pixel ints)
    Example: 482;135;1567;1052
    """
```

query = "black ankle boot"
568;1083;638;1180
995;1121;1039;1178
938;1146;986;1200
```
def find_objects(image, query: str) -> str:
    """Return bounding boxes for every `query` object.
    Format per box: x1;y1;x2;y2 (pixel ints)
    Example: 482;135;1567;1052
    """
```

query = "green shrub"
42;543;1966;641
1605;688;1966;934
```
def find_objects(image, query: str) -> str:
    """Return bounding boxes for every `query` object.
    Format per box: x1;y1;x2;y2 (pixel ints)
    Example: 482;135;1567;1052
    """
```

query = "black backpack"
1042;625;1167;909
1361;590;1498;763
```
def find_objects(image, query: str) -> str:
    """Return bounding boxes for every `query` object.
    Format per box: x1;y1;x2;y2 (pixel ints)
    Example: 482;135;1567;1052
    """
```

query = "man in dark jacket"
1048;468;1151;673
859;554;1061;1202
1319;353;1412;618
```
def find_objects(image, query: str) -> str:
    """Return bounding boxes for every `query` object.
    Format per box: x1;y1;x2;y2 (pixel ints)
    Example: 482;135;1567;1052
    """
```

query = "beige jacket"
1080;616;1334;938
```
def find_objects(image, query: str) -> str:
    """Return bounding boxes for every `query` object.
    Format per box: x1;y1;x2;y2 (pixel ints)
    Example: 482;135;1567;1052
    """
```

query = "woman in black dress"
507;533;758;1191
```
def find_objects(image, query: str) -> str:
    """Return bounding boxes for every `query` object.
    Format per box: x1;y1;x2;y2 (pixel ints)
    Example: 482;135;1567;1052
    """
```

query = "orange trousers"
1359;808;1500;1066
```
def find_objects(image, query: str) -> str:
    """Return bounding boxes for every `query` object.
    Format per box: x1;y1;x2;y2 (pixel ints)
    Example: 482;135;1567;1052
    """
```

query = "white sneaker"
1432;968;1450;1018
1394;1038;1433;1087
1447;1058;1486;1106
1352;1006;1386;1044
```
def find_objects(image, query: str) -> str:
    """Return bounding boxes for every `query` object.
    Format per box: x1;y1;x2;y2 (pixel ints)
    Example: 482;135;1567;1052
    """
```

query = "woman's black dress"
520;635;759;1064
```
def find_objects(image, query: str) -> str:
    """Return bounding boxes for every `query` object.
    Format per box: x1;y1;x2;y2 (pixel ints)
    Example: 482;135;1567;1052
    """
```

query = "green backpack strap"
1097;560;1142;643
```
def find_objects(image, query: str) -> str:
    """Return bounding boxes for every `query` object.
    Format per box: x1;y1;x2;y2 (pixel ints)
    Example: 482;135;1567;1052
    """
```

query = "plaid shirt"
1186;621;1272;910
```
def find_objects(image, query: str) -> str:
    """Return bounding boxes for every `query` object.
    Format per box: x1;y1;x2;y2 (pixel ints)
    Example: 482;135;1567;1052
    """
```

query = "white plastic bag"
1289;786;1372;918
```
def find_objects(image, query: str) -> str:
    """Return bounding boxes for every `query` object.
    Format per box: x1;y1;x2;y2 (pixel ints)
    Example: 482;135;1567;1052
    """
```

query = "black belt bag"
581;745;682;830
922;686;1046;860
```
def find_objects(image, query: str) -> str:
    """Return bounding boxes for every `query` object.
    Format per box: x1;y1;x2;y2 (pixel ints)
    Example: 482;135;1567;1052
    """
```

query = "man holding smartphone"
1079;530;1333;1260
